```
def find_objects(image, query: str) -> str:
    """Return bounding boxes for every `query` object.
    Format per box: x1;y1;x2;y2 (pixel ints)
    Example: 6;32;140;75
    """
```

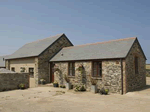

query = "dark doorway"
50;63;55;83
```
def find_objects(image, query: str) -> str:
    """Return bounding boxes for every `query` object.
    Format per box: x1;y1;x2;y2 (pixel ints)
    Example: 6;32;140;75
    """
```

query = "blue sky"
0;0;150;63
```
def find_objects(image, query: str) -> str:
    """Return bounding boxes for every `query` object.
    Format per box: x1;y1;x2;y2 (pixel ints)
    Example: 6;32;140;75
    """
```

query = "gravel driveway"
0;78;150;112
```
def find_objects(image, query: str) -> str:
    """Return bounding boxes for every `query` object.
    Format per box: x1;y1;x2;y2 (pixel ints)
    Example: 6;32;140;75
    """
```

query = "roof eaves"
5;55;38;60
50;57;126;62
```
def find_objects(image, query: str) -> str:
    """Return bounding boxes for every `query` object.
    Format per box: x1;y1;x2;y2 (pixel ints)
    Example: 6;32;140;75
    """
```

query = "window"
29;68;34;78
68;62;75;76
135;56;139;74
20;67;26;72
92;61;102;77
11;67;15;72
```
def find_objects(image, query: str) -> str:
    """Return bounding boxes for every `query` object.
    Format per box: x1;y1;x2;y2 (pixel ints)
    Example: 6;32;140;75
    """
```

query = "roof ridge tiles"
63;37;137;49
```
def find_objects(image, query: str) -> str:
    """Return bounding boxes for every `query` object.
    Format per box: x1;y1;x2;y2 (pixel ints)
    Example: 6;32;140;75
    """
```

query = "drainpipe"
120;59;123;95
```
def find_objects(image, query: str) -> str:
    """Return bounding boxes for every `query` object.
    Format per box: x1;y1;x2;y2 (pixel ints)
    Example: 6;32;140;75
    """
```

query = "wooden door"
50;63;55;83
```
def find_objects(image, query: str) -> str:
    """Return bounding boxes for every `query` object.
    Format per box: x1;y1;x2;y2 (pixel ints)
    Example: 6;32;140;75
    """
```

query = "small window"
29;68;34;78
11;67;15;72
20;67;26;73
135;56;139;74
92;61;102;77
68;62;75;76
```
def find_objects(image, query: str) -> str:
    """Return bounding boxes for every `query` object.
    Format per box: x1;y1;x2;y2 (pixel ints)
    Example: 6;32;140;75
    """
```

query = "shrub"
54;68;60;72
89;75;98;85
99;87;109;95
19;83;26;89
53;81;59;87
40;79;46;83
53;81;58;84
80;85;86;91
60;85;66;88
64;75;70;83
74;84;86;92
76;65;84;74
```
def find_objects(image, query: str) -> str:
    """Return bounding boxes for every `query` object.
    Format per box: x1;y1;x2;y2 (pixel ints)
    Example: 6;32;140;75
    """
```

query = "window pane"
72;62;75;76
93;62;97;76
93;61;102;77
98;62;102;77
29;68;34;78
69;62;75;76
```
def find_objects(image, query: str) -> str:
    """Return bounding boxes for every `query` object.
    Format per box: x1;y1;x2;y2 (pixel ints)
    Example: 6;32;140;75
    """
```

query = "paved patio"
0;78;150;112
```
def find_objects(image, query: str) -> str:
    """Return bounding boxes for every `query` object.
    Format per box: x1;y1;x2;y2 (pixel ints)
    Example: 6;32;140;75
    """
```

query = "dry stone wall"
0;73;29;92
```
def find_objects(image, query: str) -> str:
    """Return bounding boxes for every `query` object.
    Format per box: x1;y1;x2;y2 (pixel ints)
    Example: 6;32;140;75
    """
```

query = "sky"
0;0;150;63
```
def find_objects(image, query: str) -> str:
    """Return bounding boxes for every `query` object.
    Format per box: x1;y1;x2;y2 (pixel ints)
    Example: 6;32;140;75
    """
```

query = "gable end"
125;38;147;60
38;34;73;57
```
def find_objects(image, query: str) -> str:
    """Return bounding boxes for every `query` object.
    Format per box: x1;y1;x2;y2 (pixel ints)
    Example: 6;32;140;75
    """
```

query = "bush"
99;87;109;95
89;75;98;85
19;83;26;89
76;65;84;74
40;79;46;84
60;85;66;88
80;85;86;91
74;84;86;92
53;81;59;87
64;75;70;83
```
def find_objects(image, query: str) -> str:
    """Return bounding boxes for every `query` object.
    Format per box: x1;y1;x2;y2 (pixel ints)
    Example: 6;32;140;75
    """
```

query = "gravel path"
0;78;150;112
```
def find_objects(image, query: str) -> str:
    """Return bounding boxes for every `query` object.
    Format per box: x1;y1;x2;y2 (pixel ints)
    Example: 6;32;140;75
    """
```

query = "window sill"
92;77;102;80
68;76;75;78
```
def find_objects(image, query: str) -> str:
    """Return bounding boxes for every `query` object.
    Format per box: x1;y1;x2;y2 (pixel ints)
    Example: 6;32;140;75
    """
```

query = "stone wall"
125;40;146;92
54;60;123;94
0;73;29;92
38;35;73;84
34;57;39;87
102;60;122;94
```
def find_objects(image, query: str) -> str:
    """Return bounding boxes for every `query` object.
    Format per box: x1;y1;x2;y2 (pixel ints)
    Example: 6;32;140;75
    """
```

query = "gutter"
120;59;123;95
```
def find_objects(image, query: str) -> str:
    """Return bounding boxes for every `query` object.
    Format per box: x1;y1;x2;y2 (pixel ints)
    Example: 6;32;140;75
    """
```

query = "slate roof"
0;55;9;67
50;37;141;61
0;68;15;73
6;33;71;59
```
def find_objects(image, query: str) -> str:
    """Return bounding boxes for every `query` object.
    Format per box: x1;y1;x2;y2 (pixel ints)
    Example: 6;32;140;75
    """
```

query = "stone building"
50;37;146;94
5;34;73;87
3;34;146;94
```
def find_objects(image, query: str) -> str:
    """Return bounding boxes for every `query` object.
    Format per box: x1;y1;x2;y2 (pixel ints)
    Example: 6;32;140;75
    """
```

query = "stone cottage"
5;34;73;87
50;37;146;94
3;33;146;94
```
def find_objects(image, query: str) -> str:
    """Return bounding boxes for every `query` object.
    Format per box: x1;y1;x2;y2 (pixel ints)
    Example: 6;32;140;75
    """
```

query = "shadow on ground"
129;84;150;92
